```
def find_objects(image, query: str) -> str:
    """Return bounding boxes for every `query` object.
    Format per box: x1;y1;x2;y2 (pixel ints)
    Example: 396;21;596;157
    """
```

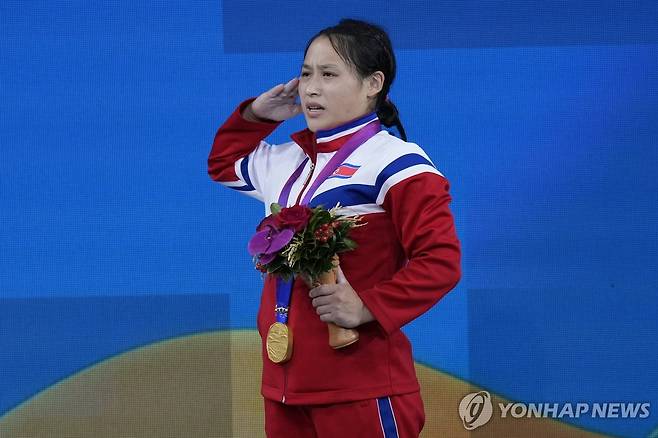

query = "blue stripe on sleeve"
239;155;256;192
231;184;256;192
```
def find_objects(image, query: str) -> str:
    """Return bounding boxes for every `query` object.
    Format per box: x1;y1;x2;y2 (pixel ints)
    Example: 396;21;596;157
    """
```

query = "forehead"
302;36;346;68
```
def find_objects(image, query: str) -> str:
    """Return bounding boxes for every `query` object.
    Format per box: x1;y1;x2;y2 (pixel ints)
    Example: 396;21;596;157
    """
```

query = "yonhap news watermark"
459;391;651;430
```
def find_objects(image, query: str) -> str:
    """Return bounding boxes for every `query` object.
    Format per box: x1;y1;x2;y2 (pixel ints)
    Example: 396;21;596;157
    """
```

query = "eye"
323;72;335;77
300;72;310;77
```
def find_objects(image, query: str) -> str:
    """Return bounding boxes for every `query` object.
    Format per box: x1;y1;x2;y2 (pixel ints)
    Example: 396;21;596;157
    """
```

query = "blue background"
1;1;657;436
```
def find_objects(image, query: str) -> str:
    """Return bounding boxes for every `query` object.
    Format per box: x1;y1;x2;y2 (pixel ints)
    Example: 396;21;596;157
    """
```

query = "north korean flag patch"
329;163;360;179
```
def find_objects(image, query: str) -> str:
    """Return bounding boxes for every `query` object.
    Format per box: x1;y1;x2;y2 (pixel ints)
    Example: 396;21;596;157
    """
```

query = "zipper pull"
295;160;317;205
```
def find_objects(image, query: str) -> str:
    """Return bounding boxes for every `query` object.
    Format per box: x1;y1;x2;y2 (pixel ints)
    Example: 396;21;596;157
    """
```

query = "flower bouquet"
248;202;362;350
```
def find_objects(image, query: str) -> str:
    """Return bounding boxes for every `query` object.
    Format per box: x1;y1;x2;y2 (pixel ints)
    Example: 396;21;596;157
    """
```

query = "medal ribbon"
278;158;309;206
299;120;381;206
275;276;294;324
277;120;381;207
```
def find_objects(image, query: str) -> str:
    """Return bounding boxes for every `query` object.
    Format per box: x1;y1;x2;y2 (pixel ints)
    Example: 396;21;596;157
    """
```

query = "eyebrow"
301;64;339;69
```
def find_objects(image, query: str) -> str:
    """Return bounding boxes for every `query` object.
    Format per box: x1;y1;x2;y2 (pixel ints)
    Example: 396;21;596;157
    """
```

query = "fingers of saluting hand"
282;77;299;95
266;82;284;98
269;77;298;98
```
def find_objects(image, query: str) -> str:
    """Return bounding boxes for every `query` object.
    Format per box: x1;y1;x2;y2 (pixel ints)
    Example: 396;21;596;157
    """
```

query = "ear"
366;71;385;98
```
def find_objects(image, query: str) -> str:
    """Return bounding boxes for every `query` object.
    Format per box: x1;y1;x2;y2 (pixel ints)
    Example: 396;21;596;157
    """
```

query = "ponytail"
377;98;407;142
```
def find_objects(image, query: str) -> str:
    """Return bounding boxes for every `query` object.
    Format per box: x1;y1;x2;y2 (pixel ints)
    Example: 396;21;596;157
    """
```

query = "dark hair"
303;19;407;141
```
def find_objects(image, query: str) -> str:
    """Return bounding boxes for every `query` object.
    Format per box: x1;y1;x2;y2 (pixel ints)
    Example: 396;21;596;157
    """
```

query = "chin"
304;117;335;133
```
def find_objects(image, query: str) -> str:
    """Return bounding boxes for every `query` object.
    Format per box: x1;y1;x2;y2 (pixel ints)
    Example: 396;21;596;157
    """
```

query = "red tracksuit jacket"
208;99;461;405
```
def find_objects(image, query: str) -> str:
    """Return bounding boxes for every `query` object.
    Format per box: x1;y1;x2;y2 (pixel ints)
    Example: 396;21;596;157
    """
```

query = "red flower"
275;205;313;232
256;214;279;232
314;223;334;243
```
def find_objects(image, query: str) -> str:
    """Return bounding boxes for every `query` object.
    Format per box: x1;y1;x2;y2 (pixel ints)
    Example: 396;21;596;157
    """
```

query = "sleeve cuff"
356;287;398;336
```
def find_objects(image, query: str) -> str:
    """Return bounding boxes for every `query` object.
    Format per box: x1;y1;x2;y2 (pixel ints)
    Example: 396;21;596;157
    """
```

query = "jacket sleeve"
207;98;282;201
356;172;461;335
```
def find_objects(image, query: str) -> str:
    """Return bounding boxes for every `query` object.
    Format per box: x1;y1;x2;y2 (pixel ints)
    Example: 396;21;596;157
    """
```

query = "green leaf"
343;238;357;250
254;205;361;283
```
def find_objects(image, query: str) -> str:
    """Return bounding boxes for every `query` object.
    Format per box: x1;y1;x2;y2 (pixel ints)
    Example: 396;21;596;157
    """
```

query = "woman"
208;19;461;438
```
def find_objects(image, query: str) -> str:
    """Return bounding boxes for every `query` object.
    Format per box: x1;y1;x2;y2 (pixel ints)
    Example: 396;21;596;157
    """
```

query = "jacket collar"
290;112;379;161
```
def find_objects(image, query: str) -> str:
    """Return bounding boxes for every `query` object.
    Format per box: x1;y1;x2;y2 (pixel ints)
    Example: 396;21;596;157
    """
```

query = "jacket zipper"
282;364;288;403
282;156;315;403
294;160;316;205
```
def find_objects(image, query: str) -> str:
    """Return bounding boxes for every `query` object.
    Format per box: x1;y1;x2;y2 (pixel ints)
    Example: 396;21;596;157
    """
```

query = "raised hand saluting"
243;77;302;123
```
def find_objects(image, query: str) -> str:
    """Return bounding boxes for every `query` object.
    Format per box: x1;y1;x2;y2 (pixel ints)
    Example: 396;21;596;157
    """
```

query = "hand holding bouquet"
248;202;362;349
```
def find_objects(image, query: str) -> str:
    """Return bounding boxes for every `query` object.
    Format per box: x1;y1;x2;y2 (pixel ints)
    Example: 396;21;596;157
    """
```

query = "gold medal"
266;322;293;363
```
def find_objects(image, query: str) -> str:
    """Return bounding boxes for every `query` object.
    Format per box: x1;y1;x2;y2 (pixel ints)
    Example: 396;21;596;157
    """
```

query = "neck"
315;111;378;141
291;111;381;158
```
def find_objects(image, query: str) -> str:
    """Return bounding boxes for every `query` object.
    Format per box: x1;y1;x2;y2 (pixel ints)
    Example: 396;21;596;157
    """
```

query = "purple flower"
257;251;277;265
247;224;294;265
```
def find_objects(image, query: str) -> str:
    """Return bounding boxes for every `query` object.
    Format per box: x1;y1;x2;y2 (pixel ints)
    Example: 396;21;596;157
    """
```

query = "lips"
306;102;325;112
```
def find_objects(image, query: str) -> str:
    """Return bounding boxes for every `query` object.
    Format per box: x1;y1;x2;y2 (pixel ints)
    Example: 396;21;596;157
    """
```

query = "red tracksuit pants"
264;391;425;438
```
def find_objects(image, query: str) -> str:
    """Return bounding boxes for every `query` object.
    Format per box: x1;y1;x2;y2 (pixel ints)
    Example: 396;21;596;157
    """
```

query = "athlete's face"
299;36;380;132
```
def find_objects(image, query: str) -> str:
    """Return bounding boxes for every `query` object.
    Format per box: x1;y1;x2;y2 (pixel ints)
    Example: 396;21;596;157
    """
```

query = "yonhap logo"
459;391;493;430
457;393;651;431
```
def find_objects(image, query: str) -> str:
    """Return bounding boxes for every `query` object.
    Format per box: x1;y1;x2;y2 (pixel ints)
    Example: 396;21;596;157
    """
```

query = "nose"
303;74;321;96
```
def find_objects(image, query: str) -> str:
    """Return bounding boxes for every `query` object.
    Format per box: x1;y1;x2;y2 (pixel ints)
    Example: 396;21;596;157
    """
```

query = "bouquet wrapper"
317;256;359;349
